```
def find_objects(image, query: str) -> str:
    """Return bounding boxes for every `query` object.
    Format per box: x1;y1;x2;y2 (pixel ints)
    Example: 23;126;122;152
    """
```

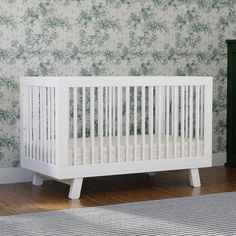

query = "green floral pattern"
0;0;234;168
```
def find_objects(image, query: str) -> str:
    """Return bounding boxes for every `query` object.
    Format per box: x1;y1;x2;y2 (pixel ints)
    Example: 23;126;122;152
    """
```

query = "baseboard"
0;168;33;184
212;153;226;166
0;153;227;184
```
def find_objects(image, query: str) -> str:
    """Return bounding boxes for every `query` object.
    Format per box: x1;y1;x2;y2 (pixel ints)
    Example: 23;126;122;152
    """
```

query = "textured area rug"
1;192;236;236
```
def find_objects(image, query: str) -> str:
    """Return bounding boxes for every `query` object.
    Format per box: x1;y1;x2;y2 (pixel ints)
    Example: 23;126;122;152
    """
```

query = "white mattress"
68;135;204;165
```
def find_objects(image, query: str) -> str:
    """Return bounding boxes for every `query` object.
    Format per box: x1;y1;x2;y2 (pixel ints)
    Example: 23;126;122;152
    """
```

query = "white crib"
20;76;212;199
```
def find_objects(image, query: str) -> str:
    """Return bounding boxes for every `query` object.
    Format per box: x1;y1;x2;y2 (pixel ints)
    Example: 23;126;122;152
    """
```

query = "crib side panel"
20;76;212;174
20;83;57;166
67;78;212;167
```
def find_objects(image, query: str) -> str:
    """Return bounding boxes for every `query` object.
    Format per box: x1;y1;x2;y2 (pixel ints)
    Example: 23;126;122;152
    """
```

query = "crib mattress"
67;135;204;165
26;135;204;165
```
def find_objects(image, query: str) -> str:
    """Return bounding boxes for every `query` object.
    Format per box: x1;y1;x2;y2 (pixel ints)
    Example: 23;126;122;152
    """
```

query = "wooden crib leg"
32;173;44;186
68;178;83;200
188;168;201;187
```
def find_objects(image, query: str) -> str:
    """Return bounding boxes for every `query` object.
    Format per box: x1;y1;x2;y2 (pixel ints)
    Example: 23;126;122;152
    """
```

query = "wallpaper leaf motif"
0;0;235;167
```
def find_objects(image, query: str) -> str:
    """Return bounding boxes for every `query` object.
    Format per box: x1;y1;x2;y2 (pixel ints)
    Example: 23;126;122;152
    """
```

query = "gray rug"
1;192;236;236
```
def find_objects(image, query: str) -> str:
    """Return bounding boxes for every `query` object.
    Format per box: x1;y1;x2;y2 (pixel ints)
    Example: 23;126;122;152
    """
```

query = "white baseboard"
0;153;227;184
212;153;226;166
0;168;33;184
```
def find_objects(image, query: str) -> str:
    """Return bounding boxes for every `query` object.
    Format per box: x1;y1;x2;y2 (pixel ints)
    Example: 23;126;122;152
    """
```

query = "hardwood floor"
0;167;236;216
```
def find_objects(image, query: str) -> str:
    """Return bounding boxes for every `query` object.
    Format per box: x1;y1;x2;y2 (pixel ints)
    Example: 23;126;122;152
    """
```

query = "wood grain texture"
0;167;236;216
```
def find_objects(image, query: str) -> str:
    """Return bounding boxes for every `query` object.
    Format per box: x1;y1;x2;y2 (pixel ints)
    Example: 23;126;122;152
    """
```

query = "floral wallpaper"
0;0;235;168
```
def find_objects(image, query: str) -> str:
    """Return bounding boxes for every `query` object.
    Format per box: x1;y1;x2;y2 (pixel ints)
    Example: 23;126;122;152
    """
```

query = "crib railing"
20;76;212;167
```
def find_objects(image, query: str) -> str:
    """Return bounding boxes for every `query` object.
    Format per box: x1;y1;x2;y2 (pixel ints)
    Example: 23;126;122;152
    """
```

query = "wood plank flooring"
0;167;236;216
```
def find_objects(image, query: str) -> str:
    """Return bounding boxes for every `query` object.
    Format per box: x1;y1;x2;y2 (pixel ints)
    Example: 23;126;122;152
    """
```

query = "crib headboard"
20;76;213;169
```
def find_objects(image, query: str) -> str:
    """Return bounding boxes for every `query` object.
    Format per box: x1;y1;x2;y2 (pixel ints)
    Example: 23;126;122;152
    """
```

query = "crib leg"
188;168;201;187
68;178;83;200
32;173;44;186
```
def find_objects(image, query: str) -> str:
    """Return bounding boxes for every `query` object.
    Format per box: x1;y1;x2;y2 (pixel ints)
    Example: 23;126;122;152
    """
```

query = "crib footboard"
20;76;212;199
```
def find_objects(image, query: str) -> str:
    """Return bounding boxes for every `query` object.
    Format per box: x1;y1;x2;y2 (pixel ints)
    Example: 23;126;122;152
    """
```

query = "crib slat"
73;88;77;165
32;87;35;160
134;86;137;162
196;86;200;156
117;87;121;162
105;87;108;137
33;87;37;161
43;88;47;162
28;87;31;159
166;87;169;159
171;87;174;136
189;86;193;157
31;87;34;160
149;86;153;160
29;87;32;159
49;88;52;163
126;87;130;162
173;86;178;159
25;88;29;159
39;87;43;161
90;87;95;164
98;88;101;139
109;87;112;163
48;87;51;163
158;87;161;159
142;86;145;160
121;88;124;137
185;86;189;138
200;86;202;139
36;87;40;161
181;86;185;158
155;87;158;137
201;86;204;140
32;87;36;160
112;87;115;136
99;87;103;164
82;87;86;164
51;88;55;164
